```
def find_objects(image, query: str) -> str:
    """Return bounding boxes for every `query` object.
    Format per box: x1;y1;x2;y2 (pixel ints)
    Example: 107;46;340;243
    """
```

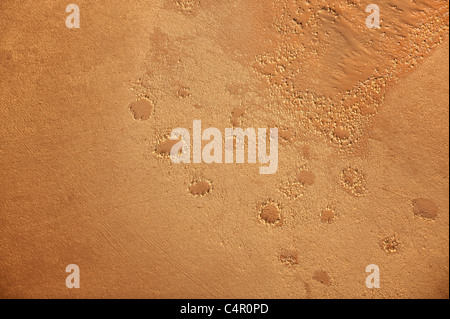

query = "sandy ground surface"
0;0;449;299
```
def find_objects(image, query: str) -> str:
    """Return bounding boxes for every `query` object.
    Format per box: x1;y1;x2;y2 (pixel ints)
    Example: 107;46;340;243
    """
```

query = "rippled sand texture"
254;0;449;151
135;0;449;152
0;0;449;299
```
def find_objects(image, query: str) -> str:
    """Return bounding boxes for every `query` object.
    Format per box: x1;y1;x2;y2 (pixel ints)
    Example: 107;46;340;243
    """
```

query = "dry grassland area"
0;0;449;299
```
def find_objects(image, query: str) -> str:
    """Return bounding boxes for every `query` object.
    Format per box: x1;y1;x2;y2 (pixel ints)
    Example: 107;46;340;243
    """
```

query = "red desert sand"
0;0;449;299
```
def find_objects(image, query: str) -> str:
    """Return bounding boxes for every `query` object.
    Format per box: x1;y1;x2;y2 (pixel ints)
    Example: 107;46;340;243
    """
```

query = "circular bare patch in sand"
298;170;316;186
321;208;336;224
154;137;179;158
259;201;282;226
413;198;439;220
129;99;154;121
189;180;212;197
